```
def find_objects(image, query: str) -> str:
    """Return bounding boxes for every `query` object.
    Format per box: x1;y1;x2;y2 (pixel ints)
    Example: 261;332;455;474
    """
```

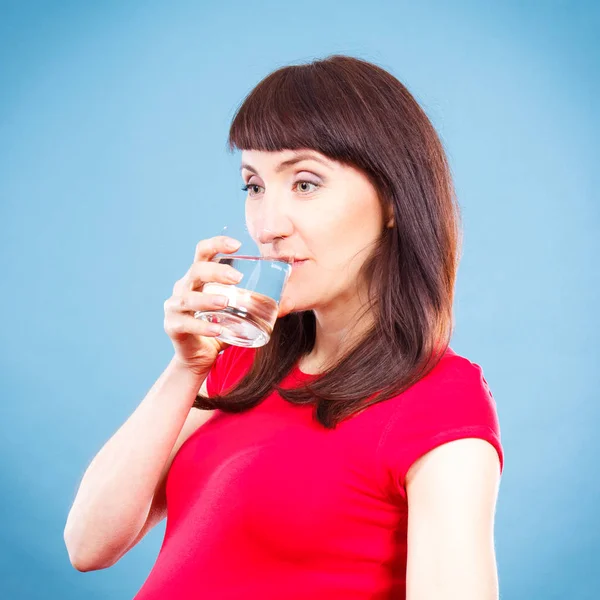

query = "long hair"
194;54;462;428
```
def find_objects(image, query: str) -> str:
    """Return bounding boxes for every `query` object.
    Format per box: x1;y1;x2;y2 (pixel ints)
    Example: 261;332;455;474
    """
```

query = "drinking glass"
194;224;293;347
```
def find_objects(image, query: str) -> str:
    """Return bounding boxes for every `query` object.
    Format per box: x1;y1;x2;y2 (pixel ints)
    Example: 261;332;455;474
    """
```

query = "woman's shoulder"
416;345;493;394
376;346;504;495
376;345;499;422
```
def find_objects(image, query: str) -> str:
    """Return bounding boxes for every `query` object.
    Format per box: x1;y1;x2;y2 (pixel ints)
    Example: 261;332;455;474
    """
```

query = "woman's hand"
164;236;244;375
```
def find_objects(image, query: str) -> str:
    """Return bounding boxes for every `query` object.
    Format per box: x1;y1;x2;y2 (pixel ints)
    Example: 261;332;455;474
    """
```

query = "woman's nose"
251;203;294;245
256;226;290;245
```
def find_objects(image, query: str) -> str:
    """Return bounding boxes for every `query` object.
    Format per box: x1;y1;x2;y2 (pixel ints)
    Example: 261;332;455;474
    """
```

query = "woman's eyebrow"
240;153;330;174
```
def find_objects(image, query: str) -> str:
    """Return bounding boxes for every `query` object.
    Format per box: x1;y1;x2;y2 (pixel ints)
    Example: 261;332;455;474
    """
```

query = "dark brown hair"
194;54;462;428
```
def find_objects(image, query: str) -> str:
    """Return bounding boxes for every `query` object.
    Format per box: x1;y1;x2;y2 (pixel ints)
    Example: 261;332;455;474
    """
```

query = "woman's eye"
295;181;319;193
241;184;264;196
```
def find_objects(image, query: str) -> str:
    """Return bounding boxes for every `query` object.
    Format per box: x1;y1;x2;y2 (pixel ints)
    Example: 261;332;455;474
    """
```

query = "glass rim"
212;253;294;265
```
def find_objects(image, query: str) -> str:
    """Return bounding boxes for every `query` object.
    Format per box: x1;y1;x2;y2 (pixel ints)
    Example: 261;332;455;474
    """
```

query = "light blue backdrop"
1;1;597;598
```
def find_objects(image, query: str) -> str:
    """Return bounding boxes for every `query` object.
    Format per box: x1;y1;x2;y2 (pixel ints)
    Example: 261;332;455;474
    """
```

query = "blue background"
1;1;597;598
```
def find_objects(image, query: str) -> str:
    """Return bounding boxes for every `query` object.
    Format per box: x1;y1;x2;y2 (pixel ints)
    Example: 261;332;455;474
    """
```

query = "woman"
64;55;503;599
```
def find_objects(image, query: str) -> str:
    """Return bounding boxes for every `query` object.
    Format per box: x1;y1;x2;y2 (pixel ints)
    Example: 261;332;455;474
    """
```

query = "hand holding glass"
194;225;293;347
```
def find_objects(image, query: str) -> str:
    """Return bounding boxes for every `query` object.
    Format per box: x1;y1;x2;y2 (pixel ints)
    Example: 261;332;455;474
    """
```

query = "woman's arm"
64;357;214;571
405;438;502;600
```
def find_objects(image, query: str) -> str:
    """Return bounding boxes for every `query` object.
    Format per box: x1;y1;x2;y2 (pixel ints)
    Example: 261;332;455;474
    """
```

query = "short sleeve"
377;354;504;500
204;345;255;397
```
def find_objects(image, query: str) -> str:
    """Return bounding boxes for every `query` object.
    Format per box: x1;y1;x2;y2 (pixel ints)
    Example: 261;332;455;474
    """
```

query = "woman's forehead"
241;148;326;160
240;149;335;173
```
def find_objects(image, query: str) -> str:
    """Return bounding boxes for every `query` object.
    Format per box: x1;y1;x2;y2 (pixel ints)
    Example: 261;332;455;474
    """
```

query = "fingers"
193;235;241;263
164;290;229;316
176;260;243;294
172;237;243;295
164;290;229;339
164;312;223;338
164;235;244;347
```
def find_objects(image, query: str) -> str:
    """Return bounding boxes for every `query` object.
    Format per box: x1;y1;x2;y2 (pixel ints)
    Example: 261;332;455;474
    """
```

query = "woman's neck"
301;301;376;374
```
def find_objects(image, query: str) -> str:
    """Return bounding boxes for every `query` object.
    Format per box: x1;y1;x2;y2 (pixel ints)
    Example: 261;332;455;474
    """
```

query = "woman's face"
241;148;389;312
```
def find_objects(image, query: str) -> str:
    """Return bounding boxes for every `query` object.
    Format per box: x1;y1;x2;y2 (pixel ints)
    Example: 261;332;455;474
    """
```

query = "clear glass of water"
194;224;293;348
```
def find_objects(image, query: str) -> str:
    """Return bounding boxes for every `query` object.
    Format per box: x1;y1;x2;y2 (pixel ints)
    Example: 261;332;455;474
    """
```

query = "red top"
133;344;503;599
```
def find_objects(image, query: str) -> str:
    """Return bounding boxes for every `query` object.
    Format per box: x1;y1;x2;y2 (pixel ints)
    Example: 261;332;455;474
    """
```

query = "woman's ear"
386;209;395;228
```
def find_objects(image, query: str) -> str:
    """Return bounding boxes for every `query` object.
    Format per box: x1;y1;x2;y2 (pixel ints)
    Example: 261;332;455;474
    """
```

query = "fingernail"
227;269;243;282
225;238;241;250
215;295;229;307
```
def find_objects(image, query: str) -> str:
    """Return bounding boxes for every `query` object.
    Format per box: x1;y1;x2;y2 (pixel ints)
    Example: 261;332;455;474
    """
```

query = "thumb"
277;294;296;318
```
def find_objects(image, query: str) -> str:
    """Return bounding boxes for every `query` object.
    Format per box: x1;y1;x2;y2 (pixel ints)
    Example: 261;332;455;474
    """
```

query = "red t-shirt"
133;344;503;599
